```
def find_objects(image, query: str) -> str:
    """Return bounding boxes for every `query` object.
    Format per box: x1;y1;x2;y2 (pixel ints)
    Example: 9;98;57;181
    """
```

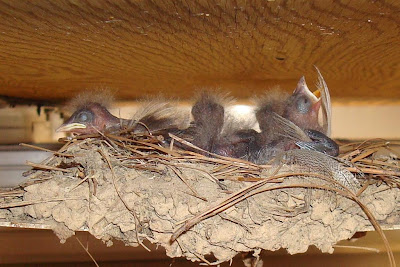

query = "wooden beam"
0;0;399;101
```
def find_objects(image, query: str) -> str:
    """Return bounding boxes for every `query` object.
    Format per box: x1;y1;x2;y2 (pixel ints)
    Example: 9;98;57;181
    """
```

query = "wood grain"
0;0;399;102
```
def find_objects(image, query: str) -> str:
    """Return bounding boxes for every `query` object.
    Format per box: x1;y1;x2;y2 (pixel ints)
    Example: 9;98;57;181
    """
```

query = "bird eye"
296;96;310;113
76;111;93;122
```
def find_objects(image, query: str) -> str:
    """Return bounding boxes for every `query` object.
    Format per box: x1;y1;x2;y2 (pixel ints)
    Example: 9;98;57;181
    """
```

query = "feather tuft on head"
130;96;191;131
65;88;116;112
192;90;234;108
253;86;290;116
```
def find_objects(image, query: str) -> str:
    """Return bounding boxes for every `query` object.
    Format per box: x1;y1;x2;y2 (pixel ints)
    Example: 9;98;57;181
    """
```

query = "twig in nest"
339;139;386;151
58;133;101;142
347;166;400;177
179;153;262;170
107;133;181;157
193;251;212;265
26;161;72;173
169;166;207;201
212;164;233;173
0;189;24;198
212;166;240;176
220;176;265;182
135;140;181;156
20;143;75;157
0;198;83;209
67;175;90;193
219;214;251;233
122;163;163;174
351;148;380;163
340;149;361;160
358;159;400;170
160;161;221;185
98;145;151;252
339;139;400;155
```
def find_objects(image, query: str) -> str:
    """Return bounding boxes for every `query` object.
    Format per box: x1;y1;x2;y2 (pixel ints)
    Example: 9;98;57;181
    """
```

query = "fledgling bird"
255;67;332;137
250;70;338;163
285;69;336;155
56;91;187;135
286;68;337;155
175;91;256;158
180;92;228;153
56;90;119;134
255;76;321;138
247;113;307;164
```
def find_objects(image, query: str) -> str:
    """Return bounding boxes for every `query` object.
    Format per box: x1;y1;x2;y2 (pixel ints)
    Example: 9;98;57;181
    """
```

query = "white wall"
0;102;399;144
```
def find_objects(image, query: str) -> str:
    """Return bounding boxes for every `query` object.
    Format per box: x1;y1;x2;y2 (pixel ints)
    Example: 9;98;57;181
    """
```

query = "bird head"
254;89;289;133
56;102;120;134
284;76;322;131
191;92;225;129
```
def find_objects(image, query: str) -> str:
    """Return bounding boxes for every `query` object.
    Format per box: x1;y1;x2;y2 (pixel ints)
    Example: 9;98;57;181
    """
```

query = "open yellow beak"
313;89;321;98
56;123;87;133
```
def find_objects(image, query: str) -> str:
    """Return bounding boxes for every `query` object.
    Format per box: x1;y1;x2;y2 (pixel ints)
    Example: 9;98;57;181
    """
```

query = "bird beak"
56;123;87;133
293;76;319;102
313;89;321;98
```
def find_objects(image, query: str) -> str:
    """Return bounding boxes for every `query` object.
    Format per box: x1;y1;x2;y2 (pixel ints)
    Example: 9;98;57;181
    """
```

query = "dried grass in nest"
0;132;399;266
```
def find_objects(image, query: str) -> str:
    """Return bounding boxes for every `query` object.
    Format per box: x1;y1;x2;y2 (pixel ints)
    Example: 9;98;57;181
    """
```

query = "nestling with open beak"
250;69;338;163
285;68;337;155
284;76;322;132
255;75;322;138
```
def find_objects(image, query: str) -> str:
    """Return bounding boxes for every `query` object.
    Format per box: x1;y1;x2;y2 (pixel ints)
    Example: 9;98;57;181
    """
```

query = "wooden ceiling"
0;0;399;102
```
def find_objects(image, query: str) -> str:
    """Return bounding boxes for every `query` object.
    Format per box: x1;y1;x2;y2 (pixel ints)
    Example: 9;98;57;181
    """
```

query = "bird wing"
278;150;361;193
271;112;312;142
314;66;331;136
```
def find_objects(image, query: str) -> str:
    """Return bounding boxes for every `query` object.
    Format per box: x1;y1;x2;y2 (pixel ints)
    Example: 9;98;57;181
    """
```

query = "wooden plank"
0;226;400;265
0;0;399;101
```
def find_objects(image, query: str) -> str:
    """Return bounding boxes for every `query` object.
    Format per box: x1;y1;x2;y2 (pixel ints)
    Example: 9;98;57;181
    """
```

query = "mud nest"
1;133;400;265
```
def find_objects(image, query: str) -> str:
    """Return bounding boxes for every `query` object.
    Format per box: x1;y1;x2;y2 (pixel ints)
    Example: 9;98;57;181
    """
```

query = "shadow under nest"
1;131;400;266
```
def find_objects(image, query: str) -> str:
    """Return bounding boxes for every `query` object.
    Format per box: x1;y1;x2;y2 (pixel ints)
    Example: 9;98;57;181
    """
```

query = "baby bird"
190;92;226;152
173;92;231;156
175;91;255;158
56;102;122;134
57;91;121;134
284;70;337;155
251;71;338;163
57;91;186;135
284;76;322;132
255;76;321;138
